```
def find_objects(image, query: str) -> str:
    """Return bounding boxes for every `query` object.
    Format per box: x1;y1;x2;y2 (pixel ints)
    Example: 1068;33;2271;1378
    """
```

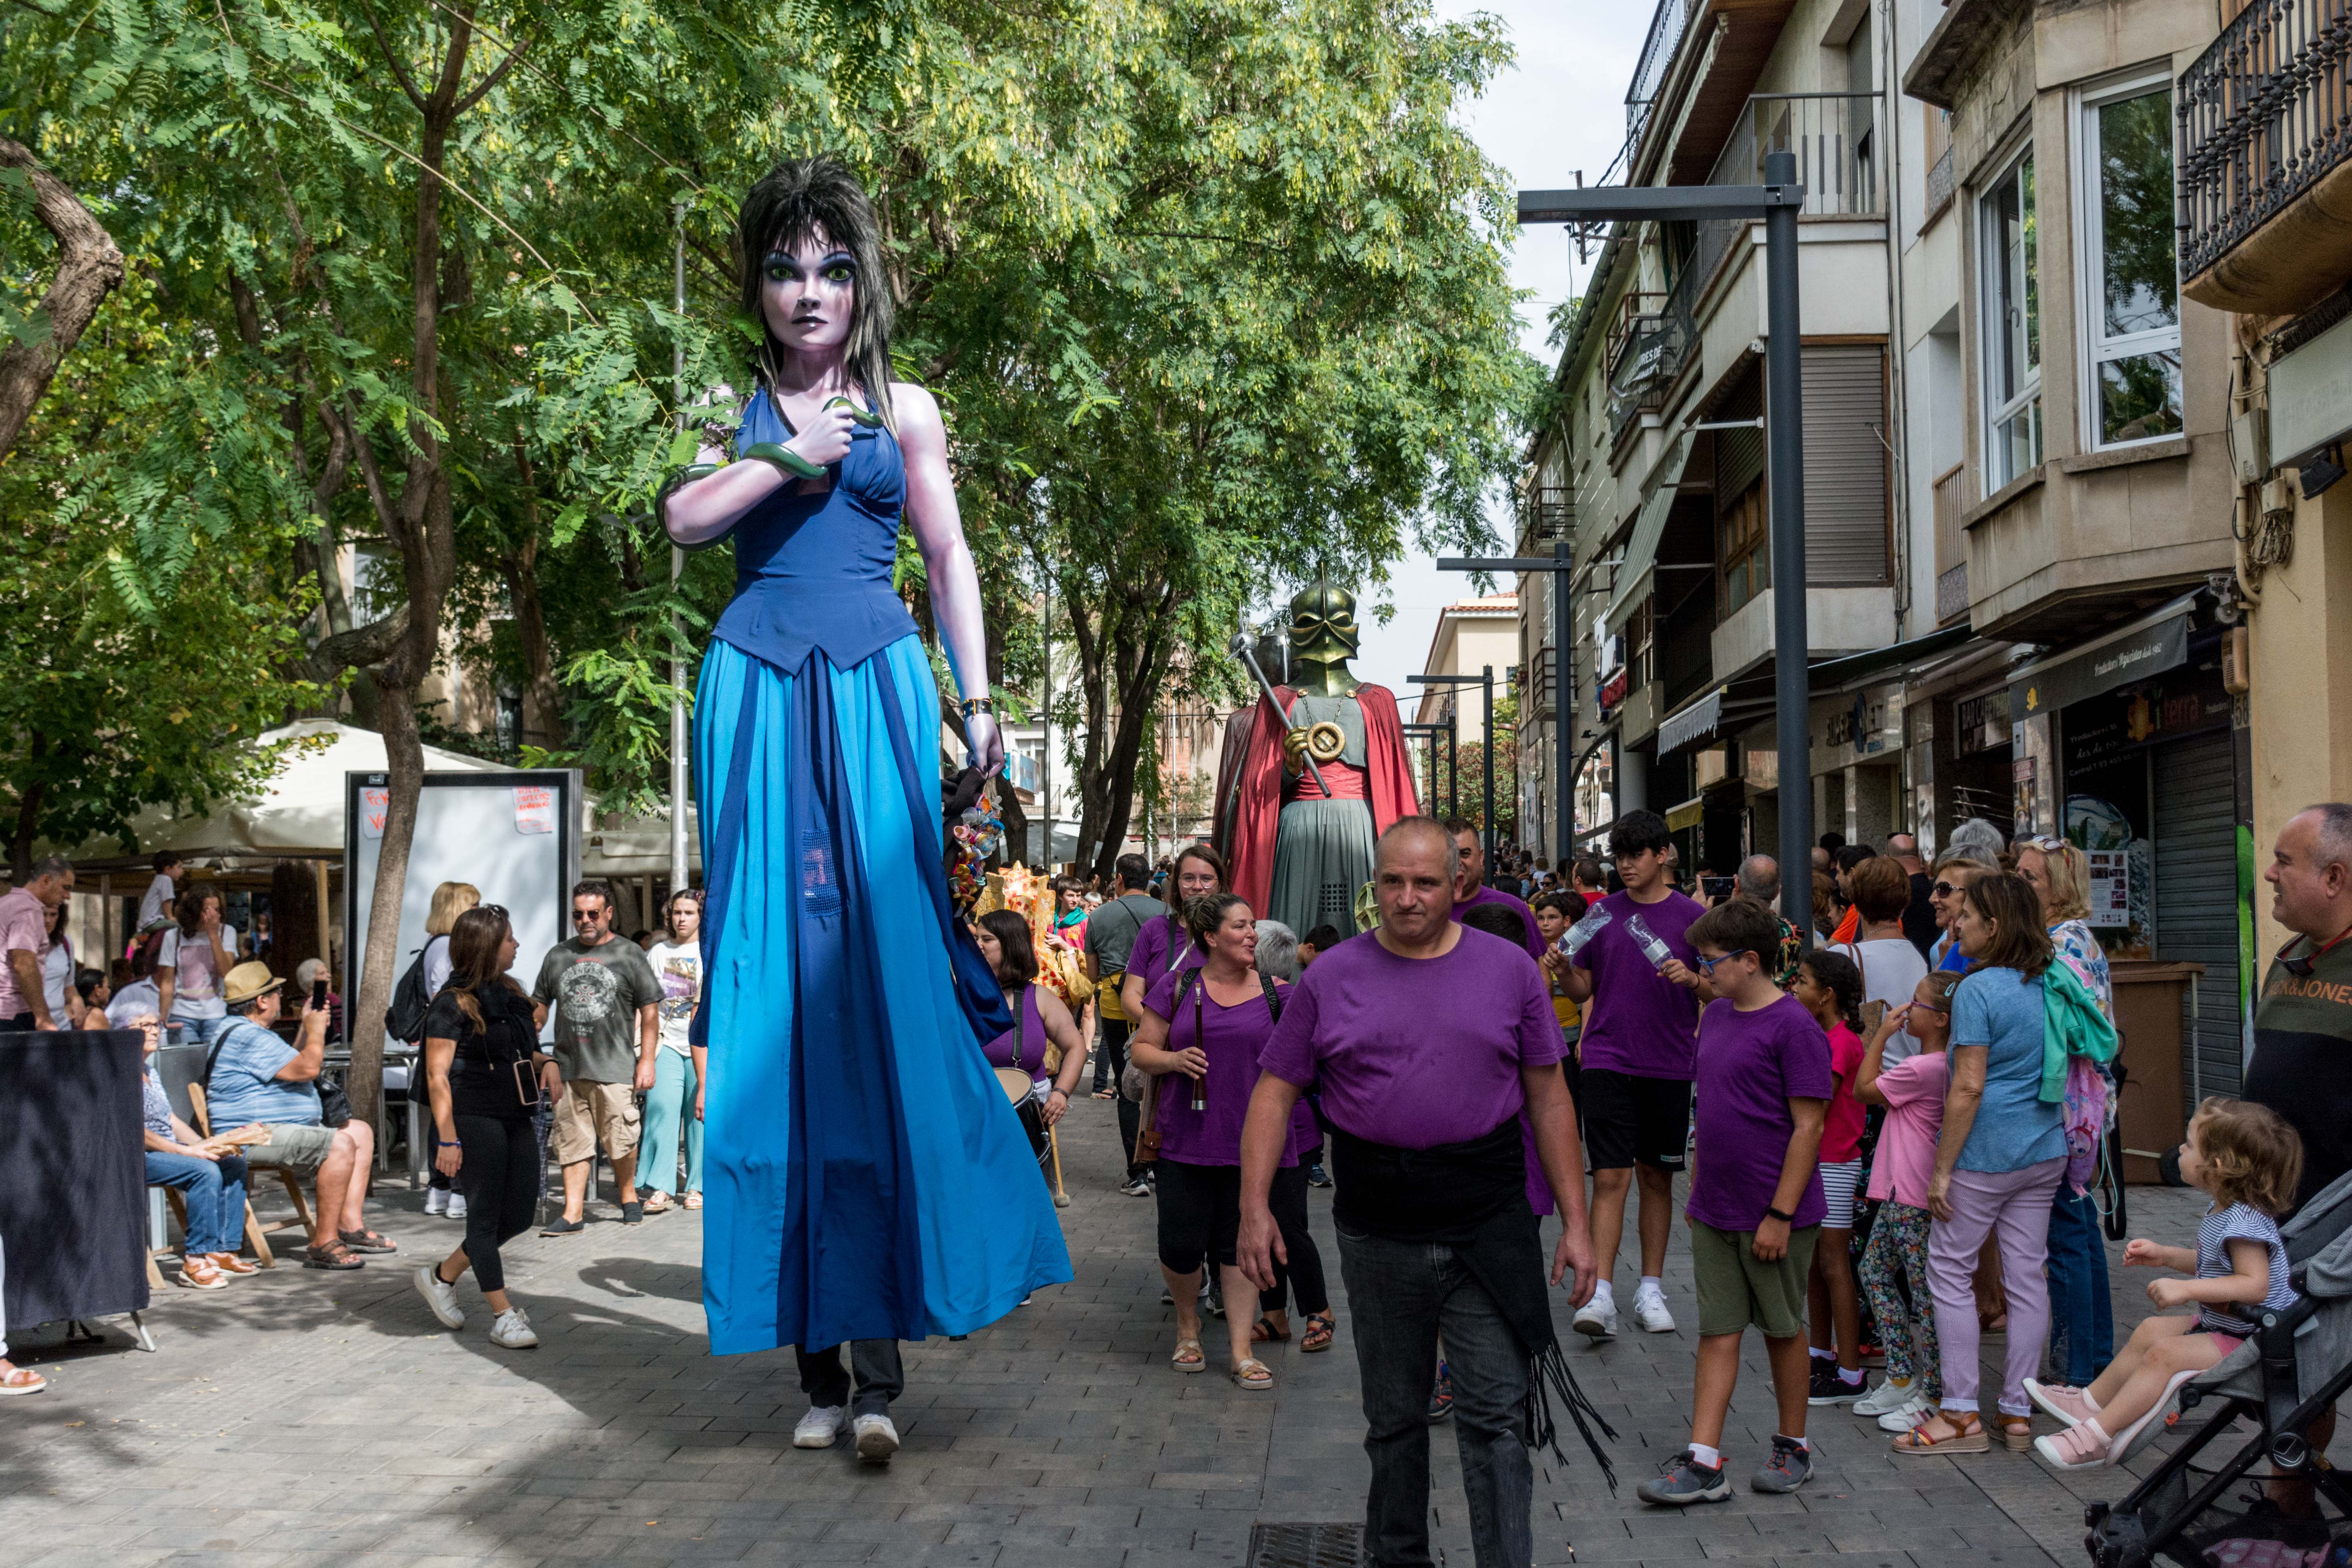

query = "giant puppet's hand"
899;383;1002;776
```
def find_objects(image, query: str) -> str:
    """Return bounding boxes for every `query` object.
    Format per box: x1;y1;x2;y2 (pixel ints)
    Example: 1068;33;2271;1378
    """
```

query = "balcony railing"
1520;485;1571;545
1621;0;1695;176
2177;0;2352;284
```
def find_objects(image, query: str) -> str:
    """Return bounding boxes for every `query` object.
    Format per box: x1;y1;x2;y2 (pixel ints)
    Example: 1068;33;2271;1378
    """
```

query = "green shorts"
1690;1217;1818;1338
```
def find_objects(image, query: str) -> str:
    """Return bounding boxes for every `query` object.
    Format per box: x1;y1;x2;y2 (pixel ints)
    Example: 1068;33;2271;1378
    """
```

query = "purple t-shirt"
1573;890;1706;1079
1125;910;1201;1000
1455;884;1547;962
1261;927;1563;1151
982;986;1050;1082
1686;993;1834;1232
1143;968;1300;1167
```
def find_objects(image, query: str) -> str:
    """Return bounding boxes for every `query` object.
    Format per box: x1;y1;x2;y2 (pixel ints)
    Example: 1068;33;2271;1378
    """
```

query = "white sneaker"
794;1405;846;1449
412;1263;466;1330
853;1413;900;1464
423;1187;447;1216
1854;1377;1918;1418
488;1306;538;1349
1877;1393;1933;1432
445;1192;468;1220
1630;1287;1676;1334
1572;1296;1618;1339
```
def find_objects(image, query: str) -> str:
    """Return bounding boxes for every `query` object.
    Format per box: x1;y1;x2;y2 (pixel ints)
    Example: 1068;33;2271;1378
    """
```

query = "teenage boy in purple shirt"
1635;896;1831;1506
1556;809;1704;1339
1239;818;1600;1568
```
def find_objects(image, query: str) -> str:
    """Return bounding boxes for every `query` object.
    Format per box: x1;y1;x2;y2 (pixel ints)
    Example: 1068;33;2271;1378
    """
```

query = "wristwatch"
1763;1205;1795;1224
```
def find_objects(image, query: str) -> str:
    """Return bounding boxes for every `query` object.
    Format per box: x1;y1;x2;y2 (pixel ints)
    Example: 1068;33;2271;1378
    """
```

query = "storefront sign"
2060;655;2232;770
2011;612;2189;720
2270;310;2352;465
2086;848;2131;927
1956;691;2011;756
1597;666;1629;717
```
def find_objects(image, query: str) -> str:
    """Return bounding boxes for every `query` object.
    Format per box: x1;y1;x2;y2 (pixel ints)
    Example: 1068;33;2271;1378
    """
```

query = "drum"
995;1067;1033;1105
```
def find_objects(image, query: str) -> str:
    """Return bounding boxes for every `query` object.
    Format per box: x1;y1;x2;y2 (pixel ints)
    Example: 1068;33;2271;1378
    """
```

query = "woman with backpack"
1129;892;1322;1389
403;882;479;1220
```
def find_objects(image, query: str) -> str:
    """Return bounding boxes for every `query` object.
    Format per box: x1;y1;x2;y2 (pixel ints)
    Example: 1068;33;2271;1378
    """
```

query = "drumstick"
1048;1125;1070;1208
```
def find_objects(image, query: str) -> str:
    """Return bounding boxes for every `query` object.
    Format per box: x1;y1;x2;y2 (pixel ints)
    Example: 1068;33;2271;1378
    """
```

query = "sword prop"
1229;632;1330;797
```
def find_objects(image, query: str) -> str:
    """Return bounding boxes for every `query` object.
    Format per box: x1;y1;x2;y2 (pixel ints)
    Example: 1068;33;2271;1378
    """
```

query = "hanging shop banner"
2011;610;2189;721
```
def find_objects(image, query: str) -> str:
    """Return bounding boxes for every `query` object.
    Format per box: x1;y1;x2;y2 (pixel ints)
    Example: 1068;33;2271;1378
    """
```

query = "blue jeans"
147;1149;250;1257
1337;1221;1533;1568
168;1015;236;1051
2045;1187;2113;1384
639;1049;702;1197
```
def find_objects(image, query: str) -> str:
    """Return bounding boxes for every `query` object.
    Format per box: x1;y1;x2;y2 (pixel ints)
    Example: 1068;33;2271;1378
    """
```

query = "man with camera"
203;960;391;1271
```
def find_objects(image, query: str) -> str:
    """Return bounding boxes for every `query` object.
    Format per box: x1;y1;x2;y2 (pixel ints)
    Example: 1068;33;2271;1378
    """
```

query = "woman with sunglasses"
414;905;554;1350
2013;837;2116;1390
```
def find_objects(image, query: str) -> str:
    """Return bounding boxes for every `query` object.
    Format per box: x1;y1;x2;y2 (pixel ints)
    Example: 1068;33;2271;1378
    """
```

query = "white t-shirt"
157;927;227;1020
107;976;161;1028
420;933;454;998
644;938;703;1057
136;873;175;930
1828;936;1931;1065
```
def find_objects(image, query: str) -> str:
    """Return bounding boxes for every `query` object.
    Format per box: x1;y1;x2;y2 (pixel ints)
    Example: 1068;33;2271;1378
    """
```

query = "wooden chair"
158;1185;275;1269
189;1082;312;1242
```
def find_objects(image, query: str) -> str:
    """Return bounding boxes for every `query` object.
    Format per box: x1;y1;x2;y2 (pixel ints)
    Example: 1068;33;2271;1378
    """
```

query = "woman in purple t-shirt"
973;912;1091;1171
1129;891;1315;1390
1117;843;1223;1022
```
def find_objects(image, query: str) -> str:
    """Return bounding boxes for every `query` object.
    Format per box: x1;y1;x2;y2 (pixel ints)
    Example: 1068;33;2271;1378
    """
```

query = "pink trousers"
1925;1156;2065;1416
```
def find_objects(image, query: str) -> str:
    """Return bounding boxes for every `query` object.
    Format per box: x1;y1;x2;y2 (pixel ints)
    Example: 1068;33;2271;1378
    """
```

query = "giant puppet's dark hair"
736;156;897;432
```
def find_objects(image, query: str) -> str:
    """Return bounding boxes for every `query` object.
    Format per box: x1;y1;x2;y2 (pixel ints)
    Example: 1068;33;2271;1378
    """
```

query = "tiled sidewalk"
0;1100;2279;1566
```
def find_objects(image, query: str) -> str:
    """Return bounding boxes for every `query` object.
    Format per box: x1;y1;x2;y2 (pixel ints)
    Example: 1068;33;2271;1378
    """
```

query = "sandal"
682;1192;702;1210
303;1239;365;1271
0;1365;47;1396
338;1227;397;1254
641;1191;673;1214
1995;1413;2034;1452
1233;1357;1274;1391
1250;1315;1290;1344
1893;1408;1989;1455
1300;1312;1336;1354
1171;1337;1206;1374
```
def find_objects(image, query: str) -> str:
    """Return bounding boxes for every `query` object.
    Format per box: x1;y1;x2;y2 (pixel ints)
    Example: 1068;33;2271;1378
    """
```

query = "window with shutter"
1800;343;1893;585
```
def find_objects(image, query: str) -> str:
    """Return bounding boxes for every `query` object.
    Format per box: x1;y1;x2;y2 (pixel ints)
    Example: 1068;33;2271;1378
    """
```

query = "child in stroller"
2026;1098;2303;1470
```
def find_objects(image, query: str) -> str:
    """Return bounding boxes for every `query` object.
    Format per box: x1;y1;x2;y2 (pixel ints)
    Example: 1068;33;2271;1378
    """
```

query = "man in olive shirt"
1083;853;1164;1194
2246;804;2352;1211
533;880;661;1231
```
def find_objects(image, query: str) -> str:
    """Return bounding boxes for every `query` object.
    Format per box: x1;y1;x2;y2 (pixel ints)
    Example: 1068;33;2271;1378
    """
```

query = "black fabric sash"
1327;1118;1619;1490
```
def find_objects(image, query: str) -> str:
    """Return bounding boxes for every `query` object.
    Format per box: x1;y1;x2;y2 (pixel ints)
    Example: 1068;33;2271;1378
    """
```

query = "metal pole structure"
1481;664;1495;867
668;199;690;905
1555;539;1572;869
1040;588;1052;873
1762;147;1813;947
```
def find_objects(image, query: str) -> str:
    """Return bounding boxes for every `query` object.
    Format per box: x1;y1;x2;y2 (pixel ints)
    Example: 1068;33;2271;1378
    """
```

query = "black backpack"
383;942;432;1043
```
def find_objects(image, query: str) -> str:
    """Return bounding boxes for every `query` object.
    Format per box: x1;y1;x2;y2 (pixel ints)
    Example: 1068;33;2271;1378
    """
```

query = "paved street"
0;1101;2266;1567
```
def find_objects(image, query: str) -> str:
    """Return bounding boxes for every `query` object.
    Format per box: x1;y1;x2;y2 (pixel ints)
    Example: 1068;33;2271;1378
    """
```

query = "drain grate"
1247;1521;1366;1568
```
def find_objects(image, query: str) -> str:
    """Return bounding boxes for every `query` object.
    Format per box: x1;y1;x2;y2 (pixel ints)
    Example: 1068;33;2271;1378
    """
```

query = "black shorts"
1155;1159;1243;1273
1580;1068;1691;1172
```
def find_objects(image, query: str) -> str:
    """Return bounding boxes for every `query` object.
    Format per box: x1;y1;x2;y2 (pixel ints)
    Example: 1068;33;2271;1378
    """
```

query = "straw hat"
223;961;285;1008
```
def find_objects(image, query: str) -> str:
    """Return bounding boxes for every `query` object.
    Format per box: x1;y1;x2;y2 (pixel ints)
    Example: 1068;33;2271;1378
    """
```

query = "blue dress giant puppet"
658;158;1071;1459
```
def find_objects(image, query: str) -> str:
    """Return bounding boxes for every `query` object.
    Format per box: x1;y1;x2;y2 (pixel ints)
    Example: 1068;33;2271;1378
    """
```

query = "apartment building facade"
1521;0;2252;1098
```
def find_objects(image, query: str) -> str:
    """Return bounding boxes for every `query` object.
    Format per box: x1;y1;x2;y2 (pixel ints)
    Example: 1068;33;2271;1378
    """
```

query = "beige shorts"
551;1078;641;1166
245;1121;342;1176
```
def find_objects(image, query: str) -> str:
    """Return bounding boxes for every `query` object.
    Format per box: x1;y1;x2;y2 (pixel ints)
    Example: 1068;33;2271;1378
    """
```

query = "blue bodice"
710;387;918;674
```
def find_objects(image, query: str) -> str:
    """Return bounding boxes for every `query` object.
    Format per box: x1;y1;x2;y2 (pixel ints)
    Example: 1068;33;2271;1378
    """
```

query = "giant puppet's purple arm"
897;384;1003;776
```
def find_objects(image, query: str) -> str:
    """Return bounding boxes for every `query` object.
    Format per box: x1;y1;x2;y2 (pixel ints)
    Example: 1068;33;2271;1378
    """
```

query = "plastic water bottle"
1560;906;1613;958
1624;911;1674;968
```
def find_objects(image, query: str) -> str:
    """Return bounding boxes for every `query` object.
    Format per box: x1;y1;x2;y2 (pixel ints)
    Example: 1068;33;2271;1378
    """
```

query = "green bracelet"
741;441;826;481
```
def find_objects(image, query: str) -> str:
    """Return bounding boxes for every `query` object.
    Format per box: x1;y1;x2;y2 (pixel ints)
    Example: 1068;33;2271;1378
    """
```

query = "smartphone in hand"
310;978;329;1011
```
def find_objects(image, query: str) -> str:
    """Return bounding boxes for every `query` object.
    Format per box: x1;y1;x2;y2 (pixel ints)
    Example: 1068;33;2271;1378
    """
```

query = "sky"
1350;0;1652;696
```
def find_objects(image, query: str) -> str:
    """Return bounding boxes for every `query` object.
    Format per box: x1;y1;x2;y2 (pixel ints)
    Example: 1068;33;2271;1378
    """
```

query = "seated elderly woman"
136;1014;264;1289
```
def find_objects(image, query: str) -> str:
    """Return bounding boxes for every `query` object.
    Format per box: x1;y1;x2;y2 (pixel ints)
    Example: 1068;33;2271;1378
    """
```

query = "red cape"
1219;684;1420;919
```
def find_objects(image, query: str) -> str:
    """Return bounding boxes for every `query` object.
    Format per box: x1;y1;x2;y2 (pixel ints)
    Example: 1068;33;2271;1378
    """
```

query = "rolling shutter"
2152;729;2242;1103
1800;343;1891;586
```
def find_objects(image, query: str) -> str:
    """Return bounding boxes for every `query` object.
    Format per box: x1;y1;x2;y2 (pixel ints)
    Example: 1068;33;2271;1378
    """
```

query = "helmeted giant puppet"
1214;581;1419;934
657;159;1071;1399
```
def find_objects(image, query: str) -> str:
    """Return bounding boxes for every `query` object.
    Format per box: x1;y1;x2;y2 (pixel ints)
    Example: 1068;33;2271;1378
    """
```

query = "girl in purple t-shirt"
1129;891;1327;1388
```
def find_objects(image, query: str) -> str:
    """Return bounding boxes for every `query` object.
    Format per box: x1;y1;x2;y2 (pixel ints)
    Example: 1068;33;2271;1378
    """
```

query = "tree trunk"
347;688;426;1133
8;738;45;884
503;442;563;749
0;138;125;461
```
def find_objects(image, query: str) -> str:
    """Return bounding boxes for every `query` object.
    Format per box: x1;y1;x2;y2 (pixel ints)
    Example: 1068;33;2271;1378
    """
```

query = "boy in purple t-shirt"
1636;897;1831;1508
1558;809;1705;1339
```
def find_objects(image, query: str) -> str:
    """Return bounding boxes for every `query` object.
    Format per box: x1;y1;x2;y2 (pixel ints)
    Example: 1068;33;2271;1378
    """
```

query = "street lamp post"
1514;150;1814;945
1437;535;1574;871
1409;671;1497;869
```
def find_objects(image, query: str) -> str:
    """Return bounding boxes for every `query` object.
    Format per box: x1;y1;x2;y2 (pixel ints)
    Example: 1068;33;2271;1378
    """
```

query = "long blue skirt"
692;635;1072;1354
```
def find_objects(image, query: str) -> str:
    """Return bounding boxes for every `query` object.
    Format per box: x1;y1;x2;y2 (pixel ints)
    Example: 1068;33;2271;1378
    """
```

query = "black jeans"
1257;1163;1329;1316
1096;1017;1144;1176
454;1112;540;1292
798;1339;904;1418
1337;1221;1533;1568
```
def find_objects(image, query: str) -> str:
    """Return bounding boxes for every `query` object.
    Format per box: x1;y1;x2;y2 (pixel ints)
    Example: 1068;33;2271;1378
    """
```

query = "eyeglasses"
481;904;508;920
1932;880;1965;897
1694;951;1748;975
571;908;607;923
2022;835;2069;855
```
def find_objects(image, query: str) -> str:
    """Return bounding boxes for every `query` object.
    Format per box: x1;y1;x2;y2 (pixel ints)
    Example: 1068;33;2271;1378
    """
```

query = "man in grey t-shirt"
1083;854;1164;1191
532;880;661;1232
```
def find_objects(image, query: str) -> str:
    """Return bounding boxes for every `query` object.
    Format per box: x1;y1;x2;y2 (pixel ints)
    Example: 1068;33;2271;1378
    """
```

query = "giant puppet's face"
1287;581;1361;697
759;232;858;358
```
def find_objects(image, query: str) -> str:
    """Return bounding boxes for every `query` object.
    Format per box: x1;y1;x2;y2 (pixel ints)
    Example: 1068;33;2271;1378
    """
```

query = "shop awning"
2008;594;2196;720
1664;795;1706;831
1653;623;1981;760
1602;435;1694;634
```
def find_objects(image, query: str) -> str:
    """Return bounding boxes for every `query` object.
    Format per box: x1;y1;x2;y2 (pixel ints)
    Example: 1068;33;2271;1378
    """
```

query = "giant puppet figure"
657;160;1071;1419
1214;581;1419;934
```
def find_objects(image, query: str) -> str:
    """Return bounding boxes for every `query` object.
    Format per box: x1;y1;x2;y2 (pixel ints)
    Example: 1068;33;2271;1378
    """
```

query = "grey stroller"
2087;1167;2352;1568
